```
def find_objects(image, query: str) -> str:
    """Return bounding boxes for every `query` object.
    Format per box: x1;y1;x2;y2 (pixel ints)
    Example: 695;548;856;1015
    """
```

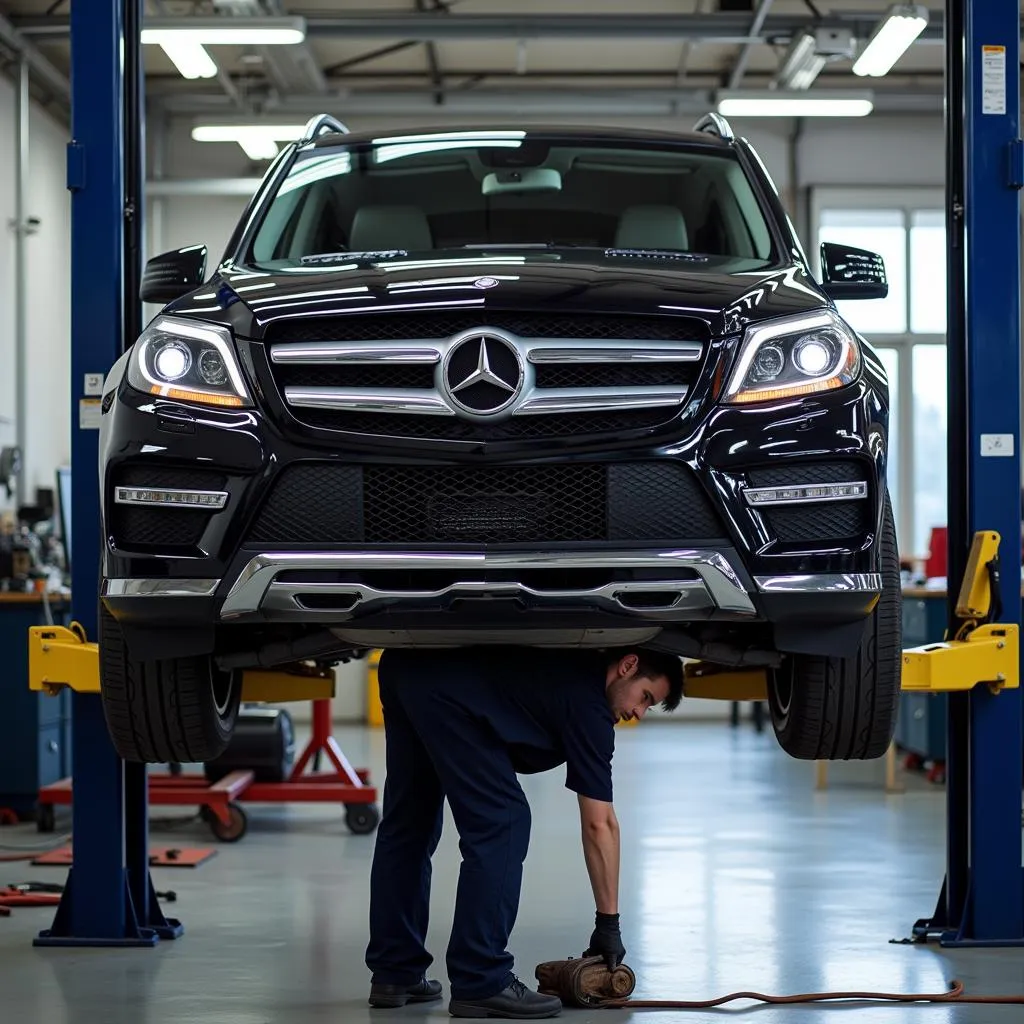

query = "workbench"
0;592;70;818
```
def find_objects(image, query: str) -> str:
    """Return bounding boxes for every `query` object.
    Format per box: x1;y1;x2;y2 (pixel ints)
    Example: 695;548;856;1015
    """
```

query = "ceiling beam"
0;10;69;105
14;12;950;44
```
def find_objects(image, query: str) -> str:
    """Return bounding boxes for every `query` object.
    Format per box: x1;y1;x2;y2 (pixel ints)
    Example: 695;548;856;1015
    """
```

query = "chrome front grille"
265;317;706;439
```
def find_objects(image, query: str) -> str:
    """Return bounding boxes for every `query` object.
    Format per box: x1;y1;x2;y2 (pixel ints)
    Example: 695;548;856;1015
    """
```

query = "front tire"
99;604;241;763
768;493;902;761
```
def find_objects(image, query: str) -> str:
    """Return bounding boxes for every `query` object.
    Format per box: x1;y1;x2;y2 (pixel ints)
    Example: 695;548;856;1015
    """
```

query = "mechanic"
365;644;685;1019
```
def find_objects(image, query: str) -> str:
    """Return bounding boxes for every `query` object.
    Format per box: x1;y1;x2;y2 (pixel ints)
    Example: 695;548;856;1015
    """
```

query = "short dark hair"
605;647;685;712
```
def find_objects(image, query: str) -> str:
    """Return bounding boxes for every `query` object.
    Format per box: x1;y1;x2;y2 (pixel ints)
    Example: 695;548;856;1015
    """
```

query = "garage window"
812;189;948;568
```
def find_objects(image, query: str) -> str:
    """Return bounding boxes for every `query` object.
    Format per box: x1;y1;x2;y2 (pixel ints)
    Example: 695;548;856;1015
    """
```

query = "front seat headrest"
614;205;689;251
349;205;433;251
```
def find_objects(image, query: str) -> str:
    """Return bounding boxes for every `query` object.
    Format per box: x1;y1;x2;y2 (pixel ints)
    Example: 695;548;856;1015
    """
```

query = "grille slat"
293;407;677;440
264;312;707;344
247;462;725;545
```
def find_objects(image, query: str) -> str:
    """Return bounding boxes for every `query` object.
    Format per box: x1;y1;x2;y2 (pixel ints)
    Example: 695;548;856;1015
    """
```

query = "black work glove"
584;911;626;970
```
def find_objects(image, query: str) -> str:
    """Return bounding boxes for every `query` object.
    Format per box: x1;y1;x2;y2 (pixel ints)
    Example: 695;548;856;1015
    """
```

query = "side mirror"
140;245;207;304
820;242;888;301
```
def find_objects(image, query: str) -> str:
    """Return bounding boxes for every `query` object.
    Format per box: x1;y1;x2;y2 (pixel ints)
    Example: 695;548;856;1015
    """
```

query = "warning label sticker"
982;45;1006;115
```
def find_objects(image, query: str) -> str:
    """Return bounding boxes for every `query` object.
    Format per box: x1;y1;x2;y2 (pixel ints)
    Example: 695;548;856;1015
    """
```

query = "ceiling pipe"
727;0;776;90
0;10;70;103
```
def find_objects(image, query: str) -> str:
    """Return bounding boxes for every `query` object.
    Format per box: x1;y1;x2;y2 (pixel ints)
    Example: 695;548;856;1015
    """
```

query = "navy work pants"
365;649;532;1001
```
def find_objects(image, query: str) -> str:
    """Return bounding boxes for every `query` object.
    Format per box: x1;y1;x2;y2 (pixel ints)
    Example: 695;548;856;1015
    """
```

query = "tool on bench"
533;957;1024;1009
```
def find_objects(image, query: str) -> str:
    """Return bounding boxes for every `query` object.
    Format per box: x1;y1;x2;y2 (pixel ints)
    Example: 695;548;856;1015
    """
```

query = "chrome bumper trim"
220;549;758;619
262;577;714;622
753;573;883;594
103;578;221;598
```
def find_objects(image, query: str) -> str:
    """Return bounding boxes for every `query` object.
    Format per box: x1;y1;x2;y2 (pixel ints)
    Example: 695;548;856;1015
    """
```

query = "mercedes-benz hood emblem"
442;332;523;417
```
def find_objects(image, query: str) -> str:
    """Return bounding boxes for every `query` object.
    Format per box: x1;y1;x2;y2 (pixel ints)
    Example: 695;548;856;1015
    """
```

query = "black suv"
98;114;900;766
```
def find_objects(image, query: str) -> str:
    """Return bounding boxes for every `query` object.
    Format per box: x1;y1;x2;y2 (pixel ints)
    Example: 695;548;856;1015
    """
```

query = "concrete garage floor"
2;721;1023;1023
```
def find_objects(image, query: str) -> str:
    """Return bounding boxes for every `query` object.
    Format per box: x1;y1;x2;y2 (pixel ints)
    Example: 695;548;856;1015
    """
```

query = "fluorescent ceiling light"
852;5;928;78
142;16;306;46
777;31;826;91
192;124;306;161
716;91;874;118
160;40;218;80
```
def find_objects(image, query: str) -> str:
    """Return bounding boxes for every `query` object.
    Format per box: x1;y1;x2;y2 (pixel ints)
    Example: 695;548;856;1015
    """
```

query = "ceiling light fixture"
192;124;307;161
141;15;306;46
716;91;874;118
776;27;854;91
160;40;218;80
852;5;929;78
776;31;827;91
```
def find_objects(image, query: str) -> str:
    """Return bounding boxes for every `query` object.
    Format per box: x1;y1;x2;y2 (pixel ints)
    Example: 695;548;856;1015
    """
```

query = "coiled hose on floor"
534;957;1024;1009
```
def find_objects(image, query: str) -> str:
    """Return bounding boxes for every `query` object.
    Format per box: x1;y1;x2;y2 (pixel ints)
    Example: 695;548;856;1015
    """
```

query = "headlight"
127;316;251;408
723;310;861;405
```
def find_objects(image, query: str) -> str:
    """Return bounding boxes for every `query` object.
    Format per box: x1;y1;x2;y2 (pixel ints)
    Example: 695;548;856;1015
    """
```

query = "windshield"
247;130;775;266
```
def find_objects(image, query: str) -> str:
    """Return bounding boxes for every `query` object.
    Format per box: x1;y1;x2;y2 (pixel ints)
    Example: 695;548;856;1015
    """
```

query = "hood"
166;250;830;339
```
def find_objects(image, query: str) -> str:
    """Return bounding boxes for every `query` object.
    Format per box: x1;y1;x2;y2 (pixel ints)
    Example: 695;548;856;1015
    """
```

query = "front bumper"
102;547;882;633
99;360;889;652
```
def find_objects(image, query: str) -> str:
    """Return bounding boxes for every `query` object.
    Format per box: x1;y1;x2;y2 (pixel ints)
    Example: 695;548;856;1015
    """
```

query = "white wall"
0;80;71;512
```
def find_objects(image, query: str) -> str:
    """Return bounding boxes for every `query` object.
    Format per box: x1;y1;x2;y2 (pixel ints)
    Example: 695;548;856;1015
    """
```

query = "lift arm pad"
683;663;768;701
29;625;100;695
901;623;1020;693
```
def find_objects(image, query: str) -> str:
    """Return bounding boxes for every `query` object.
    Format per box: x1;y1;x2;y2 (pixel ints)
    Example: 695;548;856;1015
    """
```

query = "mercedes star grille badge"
442;332;523;418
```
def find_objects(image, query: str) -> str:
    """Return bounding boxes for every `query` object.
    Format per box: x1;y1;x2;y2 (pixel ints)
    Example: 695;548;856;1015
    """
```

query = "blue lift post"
911;0;1024;946
35;0;181;948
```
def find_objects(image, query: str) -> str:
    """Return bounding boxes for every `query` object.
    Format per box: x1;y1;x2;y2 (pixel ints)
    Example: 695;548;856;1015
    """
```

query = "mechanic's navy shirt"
468;647;617;804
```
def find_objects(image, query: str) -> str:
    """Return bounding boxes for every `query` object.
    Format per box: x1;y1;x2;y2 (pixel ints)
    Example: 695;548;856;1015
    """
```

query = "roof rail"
300;113;349;144
692;112;734;141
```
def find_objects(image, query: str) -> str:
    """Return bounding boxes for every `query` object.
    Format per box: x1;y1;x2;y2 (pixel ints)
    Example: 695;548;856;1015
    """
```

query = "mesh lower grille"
263;311;708;344
364;464;607;543
747;462;865;488
764;504;868;543
248;464;363;544
114;465;227;490
112;507;210;548
246;461;725;545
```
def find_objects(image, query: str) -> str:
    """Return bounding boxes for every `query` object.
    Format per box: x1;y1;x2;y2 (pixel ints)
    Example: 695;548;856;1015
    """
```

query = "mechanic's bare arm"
578;794;620;914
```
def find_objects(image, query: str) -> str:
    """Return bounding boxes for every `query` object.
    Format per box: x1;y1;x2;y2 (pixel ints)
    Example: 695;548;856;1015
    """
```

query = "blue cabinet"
0;595;71;818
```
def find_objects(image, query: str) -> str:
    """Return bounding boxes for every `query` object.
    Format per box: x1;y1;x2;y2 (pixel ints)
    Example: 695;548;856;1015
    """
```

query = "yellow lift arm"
28;623;335;702
901;530;1020;694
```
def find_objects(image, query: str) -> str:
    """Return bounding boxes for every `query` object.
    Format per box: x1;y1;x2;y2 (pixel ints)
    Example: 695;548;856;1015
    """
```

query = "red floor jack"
233;698;380;836
37;699;379;843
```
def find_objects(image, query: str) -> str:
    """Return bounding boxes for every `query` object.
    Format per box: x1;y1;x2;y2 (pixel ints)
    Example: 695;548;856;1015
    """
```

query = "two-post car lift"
19;0;1024;951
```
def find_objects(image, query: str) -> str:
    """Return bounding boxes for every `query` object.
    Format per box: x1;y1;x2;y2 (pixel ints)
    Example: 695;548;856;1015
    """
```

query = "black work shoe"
449;976;562;1019
369;977;443;1008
